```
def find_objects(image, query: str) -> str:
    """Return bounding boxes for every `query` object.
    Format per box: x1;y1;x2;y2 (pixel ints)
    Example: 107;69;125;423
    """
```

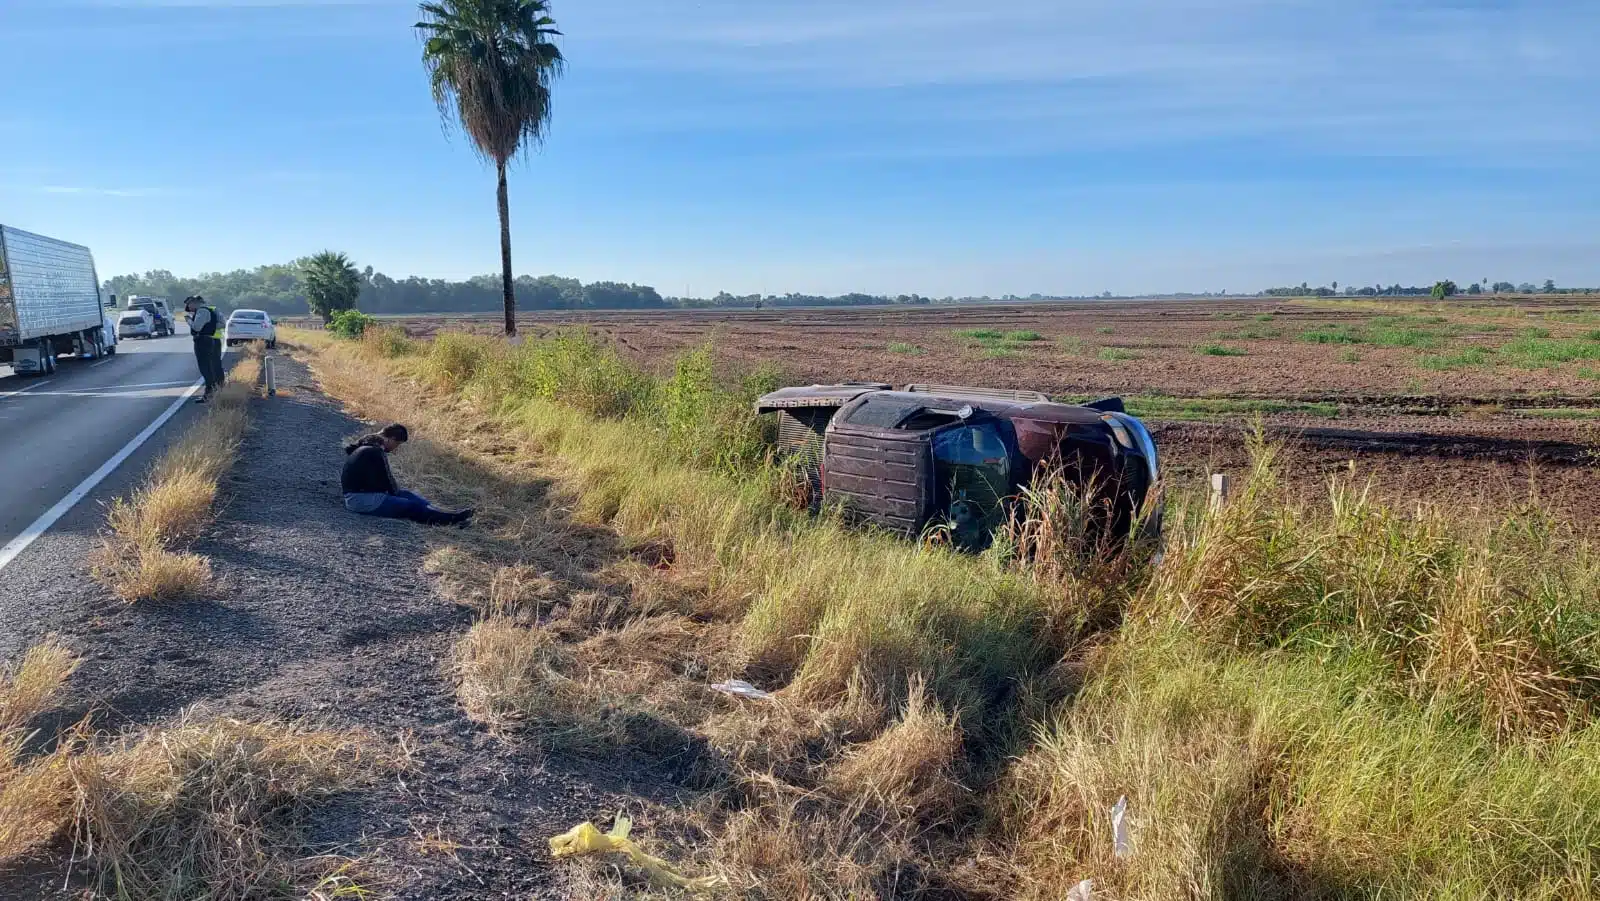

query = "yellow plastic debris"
549;812;724;893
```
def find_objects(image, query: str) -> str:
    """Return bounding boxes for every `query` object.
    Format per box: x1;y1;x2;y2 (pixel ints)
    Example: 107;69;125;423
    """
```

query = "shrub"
1197;343;1247;357
362;326;414;358
326;309;377;340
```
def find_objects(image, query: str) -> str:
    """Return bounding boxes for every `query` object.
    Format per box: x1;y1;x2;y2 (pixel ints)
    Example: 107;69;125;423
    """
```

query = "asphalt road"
0;327;213;559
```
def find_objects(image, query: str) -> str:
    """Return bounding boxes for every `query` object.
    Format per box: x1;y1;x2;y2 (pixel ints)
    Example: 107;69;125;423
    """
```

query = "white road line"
0;378;55;399
0;378;205;573
90;358;115;367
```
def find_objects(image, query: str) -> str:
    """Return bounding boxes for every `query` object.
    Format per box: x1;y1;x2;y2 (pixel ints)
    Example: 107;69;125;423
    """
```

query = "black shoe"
194;394;209;404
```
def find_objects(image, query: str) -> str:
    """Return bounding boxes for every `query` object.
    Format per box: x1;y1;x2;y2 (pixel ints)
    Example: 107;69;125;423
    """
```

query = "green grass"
954;328;1044;355
1096;347;1140;361
1213;327;1281;340
1196;343;1248;357
1496;335;1600;368
1367;325;1444;349
1417;346;1492;371
886;342;923;355
1521;407;1600;420
1300;325;1366;345
1579;366;1600;381
1338;349;1362;364
1058;336;1086;356
1095;326;1115;335
1254;312;1277;322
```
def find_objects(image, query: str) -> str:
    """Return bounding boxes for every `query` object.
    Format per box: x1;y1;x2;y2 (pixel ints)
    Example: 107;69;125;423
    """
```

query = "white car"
224;309;277;348
117;309;155;339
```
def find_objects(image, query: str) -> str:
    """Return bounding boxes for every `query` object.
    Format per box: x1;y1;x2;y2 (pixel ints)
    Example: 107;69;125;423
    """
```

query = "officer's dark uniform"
190;300;224;399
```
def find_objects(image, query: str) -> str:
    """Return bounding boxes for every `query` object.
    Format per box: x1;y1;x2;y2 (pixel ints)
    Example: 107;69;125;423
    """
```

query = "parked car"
223;309;277;348
756;383;1160;550
125;296;174;337
117;308;155;339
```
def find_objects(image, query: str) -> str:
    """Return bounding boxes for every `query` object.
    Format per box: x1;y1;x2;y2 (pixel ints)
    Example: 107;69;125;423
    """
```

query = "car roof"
229;309;269;316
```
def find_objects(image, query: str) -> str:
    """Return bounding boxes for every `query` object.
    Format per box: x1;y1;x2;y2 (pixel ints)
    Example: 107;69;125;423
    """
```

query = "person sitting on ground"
341;424;474;526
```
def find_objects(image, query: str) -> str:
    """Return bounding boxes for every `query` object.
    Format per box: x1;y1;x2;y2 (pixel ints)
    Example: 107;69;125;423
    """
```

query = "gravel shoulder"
0;355;685;900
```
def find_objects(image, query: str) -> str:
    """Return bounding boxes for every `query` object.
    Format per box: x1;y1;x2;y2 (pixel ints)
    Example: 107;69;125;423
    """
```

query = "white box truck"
0;225;115;375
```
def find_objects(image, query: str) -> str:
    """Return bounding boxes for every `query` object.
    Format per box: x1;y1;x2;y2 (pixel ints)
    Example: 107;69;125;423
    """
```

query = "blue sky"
3;0;1597;296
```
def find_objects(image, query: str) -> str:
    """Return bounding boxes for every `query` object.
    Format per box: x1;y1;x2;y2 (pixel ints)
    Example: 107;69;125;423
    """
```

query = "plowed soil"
307;297;1600;524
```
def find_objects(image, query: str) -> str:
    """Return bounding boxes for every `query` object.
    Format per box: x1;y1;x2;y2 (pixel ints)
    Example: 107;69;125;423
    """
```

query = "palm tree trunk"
496;160;516;337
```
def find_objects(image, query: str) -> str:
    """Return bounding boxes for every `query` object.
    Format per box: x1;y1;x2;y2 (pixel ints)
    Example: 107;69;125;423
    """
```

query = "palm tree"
301;251;363;323
417;0;563;337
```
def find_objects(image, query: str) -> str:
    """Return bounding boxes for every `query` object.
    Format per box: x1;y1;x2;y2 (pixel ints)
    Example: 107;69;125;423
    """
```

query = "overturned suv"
756;384;1159;550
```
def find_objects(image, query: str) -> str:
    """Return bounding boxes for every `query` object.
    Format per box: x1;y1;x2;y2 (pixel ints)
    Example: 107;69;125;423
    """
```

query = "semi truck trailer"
0;225;114;375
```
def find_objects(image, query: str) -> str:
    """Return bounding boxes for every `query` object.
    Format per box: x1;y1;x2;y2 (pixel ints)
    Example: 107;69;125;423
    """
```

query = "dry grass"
0;640;376;895
93;351;262;601
66;714;375;900
0;641;82;865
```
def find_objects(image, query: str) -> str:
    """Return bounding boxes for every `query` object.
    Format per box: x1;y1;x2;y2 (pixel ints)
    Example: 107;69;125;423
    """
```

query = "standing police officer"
184;295;224;403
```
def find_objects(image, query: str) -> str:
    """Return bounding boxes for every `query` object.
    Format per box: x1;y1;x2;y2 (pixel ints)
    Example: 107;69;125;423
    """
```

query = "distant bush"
1097;347;1140;361
1197;343;1247;357
1003;330;1045;342
887;342;923;355
954;328;1003;340
326;310;377;339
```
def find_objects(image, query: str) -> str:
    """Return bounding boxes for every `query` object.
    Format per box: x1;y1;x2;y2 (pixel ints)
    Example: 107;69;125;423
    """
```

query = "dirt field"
303;297;1600;523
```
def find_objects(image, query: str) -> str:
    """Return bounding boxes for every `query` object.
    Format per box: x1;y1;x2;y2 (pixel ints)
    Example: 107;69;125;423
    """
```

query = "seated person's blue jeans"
350;490;458;525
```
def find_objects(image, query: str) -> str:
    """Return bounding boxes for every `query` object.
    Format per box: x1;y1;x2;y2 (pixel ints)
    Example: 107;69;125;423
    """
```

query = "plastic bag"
549;812;724;892
710;679;772;701
1111;795;1131;859
1067;878;1095;901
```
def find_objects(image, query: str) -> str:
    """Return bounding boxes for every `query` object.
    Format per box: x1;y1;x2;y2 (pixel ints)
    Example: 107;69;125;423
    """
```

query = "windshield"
230;312;266;321
119;312;146;321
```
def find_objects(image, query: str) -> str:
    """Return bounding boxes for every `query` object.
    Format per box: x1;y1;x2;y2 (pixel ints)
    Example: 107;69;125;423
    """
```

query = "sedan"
224;309;278;348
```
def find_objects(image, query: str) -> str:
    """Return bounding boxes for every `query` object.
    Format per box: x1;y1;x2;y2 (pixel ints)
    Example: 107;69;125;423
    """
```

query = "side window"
931;422;1013;549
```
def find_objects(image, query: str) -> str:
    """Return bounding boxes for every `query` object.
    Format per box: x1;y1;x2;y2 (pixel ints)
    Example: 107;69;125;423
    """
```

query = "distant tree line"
101;260;1597;318
103;262;668;317
1260;278;1592;298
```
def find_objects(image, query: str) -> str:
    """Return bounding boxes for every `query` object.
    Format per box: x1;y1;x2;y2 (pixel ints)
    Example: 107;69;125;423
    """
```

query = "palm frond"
415;0;564;164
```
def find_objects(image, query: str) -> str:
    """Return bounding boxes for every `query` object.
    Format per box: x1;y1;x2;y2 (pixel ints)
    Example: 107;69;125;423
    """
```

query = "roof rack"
902;384;1049;403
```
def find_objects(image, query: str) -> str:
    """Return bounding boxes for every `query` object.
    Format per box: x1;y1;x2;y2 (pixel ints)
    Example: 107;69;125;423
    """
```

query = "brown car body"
756;383;1160;548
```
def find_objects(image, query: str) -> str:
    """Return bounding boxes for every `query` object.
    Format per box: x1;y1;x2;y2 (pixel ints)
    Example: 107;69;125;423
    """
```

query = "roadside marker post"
1210;473;1231;510
265;356;276;396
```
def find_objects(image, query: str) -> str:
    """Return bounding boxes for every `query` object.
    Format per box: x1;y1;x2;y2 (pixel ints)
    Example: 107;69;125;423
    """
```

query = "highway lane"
0;328;216;557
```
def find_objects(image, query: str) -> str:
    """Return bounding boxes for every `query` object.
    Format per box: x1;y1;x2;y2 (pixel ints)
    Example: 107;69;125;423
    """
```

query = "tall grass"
291;326;1600;899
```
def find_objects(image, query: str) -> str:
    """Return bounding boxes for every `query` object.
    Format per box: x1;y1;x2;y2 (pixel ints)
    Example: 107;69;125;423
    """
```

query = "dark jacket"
341;445;398;495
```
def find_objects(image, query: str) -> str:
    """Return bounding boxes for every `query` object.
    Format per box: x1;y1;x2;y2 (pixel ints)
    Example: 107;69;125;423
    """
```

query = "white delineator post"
264;355;277;396
1210;473;1231;511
